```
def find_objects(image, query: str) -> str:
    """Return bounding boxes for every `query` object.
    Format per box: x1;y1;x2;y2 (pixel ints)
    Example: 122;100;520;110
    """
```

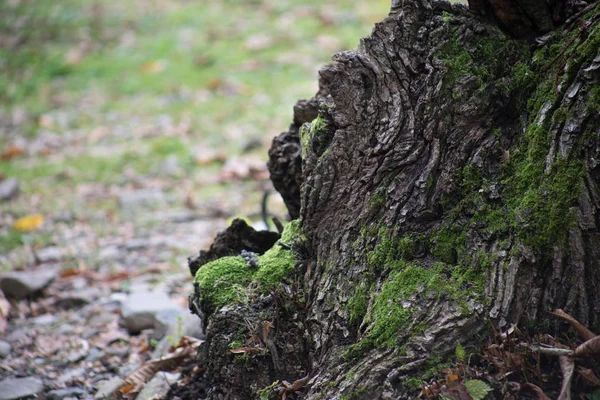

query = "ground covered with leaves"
0;0;388;399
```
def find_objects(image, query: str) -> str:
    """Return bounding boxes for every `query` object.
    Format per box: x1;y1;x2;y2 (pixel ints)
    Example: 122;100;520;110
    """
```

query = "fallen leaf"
13;214;44;231
550;309;596;341
575;336;600;358
119;384;136;394
464;380;492;400
140;60;166;74
124;336;201;387
230;347;265;355
1;145;24;160
557;355;575;400
578;367;600;386
519;383;551;400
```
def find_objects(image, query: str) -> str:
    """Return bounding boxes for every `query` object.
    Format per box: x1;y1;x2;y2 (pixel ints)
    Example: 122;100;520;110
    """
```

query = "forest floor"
0;1;388;398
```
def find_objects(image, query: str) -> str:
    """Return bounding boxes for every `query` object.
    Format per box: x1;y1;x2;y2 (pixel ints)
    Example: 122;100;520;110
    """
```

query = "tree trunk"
190;0;600;398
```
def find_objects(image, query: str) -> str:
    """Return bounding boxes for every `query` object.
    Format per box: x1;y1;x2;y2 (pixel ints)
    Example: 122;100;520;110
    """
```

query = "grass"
0;0;390;193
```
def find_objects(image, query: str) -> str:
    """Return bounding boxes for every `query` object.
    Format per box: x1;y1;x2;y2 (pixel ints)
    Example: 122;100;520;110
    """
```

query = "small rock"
36;246;64;263
31;313;59;326
47;387;87;400
0;178;19;202
58;367;87;384
0;340;11;358
0;267;59;299
98;246;121;261
124;238;149;250
55;288;102;310
153;312;204;358
118;189;164;210
51;210;75;223
0;377;44;400
94;377;125;400
159;154;183;177
135;372;180;400
120;291;182;335
85;347;105;362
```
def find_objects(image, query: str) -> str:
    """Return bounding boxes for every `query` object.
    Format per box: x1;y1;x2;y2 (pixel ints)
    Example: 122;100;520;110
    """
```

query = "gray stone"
118;189;164;210
0;377;43;400
0;340;11;358
0;267;58;299
98;246;120;261
153;312;204;358
85;347;105;362
32;313;59;326
36;246;64;263
0;178;19;201
94;377;125;400
47;388;87;400
51;210;75;223
159;155;182;177
58;367;86;384
120;291;182;335
135;372;180;400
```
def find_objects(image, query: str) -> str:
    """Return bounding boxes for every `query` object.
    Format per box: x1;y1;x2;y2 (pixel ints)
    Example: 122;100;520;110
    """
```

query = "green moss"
255;245;297;290
229;340;244;349
300;113;330;158
369;190;387;211
194;220;306;311
194;256;253;310
348;281;370;324
279;219;306;246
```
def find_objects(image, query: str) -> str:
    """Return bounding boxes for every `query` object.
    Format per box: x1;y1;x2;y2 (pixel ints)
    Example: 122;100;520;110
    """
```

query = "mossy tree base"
191;0;600;398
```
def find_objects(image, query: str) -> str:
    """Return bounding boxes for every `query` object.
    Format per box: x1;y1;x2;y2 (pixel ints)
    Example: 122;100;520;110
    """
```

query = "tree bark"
191;0;600;398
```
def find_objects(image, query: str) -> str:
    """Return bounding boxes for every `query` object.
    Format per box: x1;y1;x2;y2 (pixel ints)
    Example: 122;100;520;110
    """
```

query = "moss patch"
194;220;305;312
254;245;297;290
193;256;253;310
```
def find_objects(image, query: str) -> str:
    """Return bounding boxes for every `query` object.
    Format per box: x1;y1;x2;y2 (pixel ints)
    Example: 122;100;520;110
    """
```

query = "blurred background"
0;0;389;275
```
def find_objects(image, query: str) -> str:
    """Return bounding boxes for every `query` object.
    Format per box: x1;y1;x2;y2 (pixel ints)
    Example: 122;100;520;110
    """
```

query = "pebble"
47;387;87;400
0;178;19;201
85;347;105;362
97;246;121;261
153;312;204;358
36;246;64;263
94;377;125;400
120;291;182;335
0;268;58;299
135;372;180;400
32;313;59;326
0;340;12;358
0;377;44;400
159;154;183;177
118;189;164;210
58;367;87;384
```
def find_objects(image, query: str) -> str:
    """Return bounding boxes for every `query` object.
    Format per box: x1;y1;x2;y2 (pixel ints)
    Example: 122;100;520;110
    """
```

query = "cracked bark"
191;0;600;398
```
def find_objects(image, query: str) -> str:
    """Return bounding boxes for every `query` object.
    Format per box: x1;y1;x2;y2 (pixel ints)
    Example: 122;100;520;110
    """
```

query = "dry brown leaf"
230;347;265;355
124;336;201;387
119;384;136;394
1;145;24;160
578;367;600;386
519;383;551;400
550;309;596;341
574;335;600;358
140;60;165;74
286;374;310;391
557;355;575;400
